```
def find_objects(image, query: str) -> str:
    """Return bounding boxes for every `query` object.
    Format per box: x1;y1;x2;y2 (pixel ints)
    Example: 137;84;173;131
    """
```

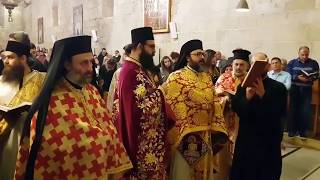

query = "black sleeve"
254;83;287;120
99;65;107;79
231;85;251;120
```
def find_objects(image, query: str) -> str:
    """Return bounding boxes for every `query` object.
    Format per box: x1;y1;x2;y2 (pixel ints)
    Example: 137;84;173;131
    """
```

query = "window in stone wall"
102;0;114;17
0;6;4;26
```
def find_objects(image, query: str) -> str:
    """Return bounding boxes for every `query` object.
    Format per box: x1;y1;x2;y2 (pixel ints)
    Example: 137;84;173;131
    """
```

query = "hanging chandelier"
1;0;20;22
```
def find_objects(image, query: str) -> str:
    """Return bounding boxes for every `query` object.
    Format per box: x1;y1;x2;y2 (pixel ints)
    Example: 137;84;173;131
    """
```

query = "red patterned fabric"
114;58;173;179
215;72;238;94
15;79;132;179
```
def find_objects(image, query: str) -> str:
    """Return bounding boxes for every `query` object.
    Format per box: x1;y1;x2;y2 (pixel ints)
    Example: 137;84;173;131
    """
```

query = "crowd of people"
0;27;318;180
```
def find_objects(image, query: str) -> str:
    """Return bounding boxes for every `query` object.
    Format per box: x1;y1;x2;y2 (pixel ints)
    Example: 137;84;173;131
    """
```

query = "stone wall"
0;5;24;50
2;0;320;63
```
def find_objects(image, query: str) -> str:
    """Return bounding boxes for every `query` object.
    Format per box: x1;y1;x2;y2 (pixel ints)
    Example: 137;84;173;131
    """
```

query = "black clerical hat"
47;35;92;79
3;40;30;57
180;39;203;55
174;39;203;71
232;49;251;62
55;35;92;59
131;27;154;44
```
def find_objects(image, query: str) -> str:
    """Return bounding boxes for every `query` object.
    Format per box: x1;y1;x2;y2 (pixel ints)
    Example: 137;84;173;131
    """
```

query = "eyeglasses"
190;52;205;57
144;44;156;49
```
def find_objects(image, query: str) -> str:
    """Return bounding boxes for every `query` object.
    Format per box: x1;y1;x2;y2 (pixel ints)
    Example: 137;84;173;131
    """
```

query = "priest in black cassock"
230;52;287;180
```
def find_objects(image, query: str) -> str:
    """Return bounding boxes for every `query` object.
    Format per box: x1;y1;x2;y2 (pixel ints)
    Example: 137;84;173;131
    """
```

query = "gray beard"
65;72;92;88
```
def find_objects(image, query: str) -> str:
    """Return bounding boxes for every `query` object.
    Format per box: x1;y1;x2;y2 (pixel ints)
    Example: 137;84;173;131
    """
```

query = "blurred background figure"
160;56;173;83
99;54;117;102
204;49;220;83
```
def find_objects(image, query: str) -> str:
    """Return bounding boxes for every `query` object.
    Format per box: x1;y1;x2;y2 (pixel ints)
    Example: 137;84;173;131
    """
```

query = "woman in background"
204;49;220;84
160;56;173;83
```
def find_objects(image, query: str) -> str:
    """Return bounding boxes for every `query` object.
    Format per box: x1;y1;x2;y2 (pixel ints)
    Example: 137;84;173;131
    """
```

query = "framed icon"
143;0;170;33
73;4;83;35
38;17;44;44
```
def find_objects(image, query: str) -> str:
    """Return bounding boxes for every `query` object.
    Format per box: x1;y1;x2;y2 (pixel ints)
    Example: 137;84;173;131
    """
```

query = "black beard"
2;63;25;85
140;49;157;73
189;64;201;72
200;64;210;72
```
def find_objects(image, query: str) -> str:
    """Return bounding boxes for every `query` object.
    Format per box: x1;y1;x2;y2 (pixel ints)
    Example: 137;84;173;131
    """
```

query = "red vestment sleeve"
117;66;141;165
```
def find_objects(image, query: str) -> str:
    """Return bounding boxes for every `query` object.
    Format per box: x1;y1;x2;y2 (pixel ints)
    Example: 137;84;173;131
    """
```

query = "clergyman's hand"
253;77;265;98
246;87;256;101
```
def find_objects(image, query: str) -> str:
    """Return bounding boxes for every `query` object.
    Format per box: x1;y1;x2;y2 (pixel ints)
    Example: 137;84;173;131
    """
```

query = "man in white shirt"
268;57;291;90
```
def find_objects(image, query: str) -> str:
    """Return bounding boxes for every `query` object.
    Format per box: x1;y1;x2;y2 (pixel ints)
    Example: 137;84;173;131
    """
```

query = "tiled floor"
281;146;320;180
304;167;320;180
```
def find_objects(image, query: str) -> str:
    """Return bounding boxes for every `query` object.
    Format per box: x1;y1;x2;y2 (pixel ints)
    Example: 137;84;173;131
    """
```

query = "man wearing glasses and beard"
161;39;228;179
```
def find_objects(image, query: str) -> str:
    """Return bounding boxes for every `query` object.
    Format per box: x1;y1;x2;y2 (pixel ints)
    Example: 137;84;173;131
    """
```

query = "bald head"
252;52;270;77
252;52;268;63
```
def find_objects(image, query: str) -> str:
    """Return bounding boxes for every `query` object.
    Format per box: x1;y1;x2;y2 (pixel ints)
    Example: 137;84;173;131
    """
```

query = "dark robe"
97;52;105;67
28;57;47;72
99;65;116;92
113;55;121;63
230;77;287;180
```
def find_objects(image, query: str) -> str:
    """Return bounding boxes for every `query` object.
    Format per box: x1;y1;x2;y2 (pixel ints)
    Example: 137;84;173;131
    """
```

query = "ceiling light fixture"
236;0;250;12
1;0;19;22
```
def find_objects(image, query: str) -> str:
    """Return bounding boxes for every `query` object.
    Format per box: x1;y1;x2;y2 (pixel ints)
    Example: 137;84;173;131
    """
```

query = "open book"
300;69;319;78
0;102;32;113
241;60;269;88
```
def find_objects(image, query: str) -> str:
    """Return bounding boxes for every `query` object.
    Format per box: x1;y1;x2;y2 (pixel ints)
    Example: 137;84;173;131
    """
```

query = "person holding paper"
286;46;319;138
0;32;46;180
15;36;132;179
230;52;287;180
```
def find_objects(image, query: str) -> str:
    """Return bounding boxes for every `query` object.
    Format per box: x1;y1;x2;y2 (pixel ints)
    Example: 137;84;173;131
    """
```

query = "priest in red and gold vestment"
161;40;228;180
15;36;132;179
114;27;174;179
